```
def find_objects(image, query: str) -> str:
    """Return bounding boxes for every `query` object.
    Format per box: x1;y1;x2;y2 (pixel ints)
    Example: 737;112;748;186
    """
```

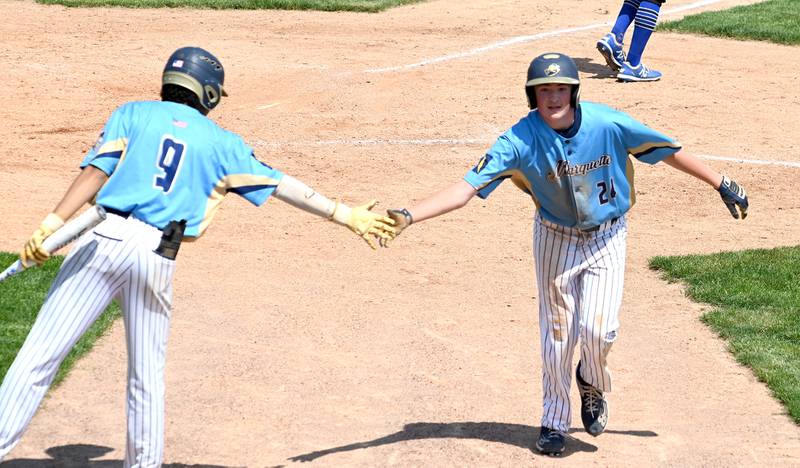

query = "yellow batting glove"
331;200;396;250
20;213;65;267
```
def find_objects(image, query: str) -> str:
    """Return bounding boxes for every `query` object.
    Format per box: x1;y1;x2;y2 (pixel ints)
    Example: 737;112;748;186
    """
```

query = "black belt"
103;206;132;218
103;206;163;232
101;205;185;260
581;217;619;233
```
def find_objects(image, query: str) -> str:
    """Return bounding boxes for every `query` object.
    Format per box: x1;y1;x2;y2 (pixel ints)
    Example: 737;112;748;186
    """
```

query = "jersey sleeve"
80;104;132;175
617;111;682;164
222;136;284;207
463;135;519;199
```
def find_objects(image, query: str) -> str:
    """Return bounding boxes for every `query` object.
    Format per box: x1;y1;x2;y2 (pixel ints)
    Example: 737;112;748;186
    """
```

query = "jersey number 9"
154;136;186;194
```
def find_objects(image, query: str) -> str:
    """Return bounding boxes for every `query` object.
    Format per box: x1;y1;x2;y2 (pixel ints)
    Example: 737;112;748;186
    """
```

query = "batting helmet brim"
525;76;580;87
163;71;228;105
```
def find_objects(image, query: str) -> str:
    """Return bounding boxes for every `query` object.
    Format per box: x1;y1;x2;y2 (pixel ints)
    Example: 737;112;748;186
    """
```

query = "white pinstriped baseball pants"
0;214;175;467
533;214;627;433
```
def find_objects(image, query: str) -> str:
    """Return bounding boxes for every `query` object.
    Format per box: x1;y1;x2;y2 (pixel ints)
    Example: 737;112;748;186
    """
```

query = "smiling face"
534;83;575;130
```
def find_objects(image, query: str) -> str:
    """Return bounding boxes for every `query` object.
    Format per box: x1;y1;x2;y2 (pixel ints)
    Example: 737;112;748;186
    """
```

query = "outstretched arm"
662;151;722;189
382;179;478;245
403;179;478;223
272;174;395;249
662;151;748;219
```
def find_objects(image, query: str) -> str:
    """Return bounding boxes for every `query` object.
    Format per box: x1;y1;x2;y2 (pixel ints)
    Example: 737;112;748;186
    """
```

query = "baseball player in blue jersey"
0;46;394;467
597;0;665;82
383;52;748;456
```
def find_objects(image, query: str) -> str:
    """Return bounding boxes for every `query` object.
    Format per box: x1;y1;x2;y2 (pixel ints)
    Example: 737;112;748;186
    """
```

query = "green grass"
649;246;800;424
37;0;424;12
660;0;800;46
0;252;121;388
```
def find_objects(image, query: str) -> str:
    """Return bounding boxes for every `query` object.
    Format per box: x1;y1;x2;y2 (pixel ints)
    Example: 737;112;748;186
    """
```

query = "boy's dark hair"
161;84;208;115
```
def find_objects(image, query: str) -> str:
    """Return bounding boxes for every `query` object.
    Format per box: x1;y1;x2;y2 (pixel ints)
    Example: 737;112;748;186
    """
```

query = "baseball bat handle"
41;205;107;253
0;205;108;283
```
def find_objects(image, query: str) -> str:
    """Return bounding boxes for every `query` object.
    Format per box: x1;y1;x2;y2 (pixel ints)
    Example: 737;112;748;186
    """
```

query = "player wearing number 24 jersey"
383;52;748;457
0;47;394;467
466;100;678;230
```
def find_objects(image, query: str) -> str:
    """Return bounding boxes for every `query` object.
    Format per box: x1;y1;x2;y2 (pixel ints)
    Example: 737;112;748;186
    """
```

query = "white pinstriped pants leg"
533;214;627;433
0;214;174;467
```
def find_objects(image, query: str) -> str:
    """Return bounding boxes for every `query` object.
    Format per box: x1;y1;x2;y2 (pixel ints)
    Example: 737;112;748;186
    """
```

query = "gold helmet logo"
545;63;561;77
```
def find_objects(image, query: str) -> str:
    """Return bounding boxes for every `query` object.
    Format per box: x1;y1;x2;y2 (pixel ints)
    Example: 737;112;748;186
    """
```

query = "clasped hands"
336;200;397;250
338;202;413;249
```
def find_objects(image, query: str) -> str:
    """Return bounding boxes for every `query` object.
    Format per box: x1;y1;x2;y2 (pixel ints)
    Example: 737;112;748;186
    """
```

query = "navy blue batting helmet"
162;47;228;112
525;52;580;110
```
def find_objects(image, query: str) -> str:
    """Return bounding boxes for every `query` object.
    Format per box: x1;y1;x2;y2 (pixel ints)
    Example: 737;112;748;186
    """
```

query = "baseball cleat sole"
596;43;623;71
616;74;662;82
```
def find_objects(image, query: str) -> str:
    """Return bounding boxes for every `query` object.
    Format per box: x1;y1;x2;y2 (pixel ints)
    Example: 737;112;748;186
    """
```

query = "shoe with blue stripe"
617;61;662;82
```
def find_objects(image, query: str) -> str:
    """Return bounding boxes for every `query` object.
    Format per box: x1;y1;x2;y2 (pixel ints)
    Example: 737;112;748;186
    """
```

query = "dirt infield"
1;0;799;465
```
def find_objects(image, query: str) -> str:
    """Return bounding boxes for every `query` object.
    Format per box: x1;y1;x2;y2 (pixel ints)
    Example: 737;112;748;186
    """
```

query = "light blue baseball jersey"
464;101;681;230
81;101;283;237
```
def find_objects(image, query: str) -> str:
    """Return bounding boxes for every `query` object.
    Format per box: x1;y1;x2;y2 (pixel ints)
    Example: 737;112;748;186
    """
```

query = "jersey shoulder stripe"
93;138;128;160
225;173;281;195
471;168;540;208
84;137;129;175
193;174;282;237
628;140;682;158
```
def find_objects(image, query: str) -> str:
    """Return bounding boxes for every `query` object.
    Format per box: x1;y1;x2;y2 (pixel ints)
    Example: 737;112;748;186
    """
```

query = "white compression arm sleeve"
272;175;352;224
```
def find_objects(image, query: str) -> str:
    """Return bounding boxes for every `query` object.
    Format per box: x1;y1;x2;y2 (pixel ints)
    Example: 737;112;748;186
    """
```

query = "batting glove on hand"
20;213;65;266
718;175;749;219
380;208;412;248
331;200;396;250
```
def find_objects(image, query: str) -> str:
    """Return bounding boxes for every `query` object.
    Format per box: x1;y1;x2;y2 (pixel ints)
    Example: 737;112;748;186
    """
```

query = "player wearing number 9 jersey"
84;99;280;238
383;52;748;457
0;46;394;467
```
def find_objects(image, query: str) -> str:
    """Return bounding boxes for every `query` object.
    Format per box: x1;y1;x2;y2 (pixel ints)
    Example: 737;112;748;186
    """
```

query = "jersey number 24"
597;178;617;205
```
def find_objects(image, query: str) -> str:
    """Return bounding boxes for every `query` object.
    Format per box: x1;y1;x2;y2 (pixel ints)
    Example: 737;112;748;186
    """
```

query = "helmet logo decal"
172;60;184;67
545;63;561;77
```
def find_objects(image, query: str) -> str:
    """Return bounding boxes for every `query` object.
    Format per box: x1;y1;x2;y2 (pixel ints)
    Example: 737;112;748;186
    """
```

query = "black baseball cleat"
535;426;566;456
576;361;609;436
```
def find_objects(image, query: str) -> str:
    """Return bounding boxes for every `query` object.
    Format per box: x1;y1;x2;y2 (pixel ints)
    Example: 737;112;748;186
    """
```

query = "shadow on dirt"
573;57;618;79
0;444;245;468
287;421;657;462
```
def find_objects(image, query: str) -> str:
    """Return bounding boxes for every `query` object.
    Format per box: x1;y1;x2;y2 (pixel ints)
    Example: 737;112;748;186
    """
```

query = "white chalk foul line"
697;154;800;169
250;138;800;168
313;138;489;146
250;137;490;148
665;0;729;15
366;0;726;73
366;22;611;73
